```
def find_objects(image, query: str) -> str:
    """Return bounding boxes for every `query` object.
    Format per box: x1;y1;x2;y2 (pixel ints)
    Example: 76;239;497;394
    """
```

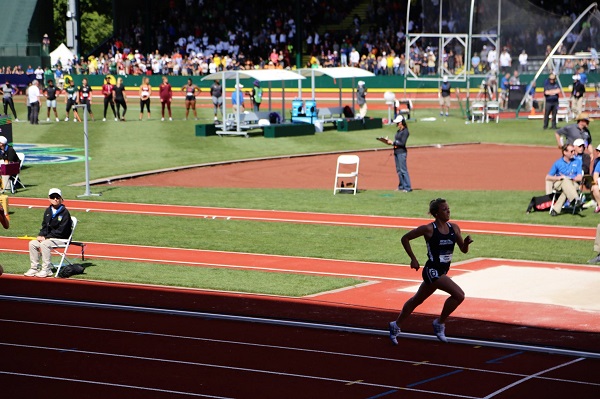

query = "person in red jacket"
159;76;173;121
102;76;117;121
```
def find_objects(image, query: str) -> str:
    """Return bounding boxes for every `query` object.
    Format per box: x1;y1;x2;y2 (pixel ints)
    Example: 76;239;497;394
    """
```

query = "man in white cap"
382;115;412;192
439;76;451;117
570;74;585;117
231;83;245;114
356;81;367;118
25;188;72;278
0;135;20;192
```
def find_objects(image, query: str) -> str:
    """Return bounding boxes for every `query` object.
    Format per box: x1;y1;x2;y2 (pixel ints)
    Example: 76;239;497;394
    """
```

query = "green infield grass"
3;100;597;295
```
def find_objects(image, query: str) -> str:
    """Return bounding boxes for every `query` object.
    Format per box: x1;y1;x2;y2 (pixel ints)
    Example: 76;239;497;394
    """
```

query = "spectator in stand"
349;48;360;67
210;79;223;122
0;80;18;121
499;48;511;74
518;49;528;73
471;52;481;74
182;78;200;120
101;76;117;122
139;77;152;120
43;79;60;122
543;73;560;130
113;77;127;121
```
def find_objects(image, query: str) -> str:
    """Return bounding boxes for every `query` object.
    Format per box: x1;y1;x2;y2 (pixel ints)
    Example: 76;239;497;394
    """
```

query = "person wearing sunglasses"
25;188;72;278
546;144;583;216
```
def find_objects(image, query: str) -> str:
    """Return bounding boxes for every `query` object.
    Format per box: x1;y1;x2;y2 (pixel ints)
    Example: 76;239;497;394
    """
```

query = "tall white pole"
76;104;100;197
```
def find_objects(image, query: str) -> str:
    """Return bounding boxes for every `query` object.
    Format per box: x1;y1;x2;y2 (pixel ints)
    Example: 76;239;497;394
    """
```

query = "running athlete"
139;77;151;120
43;79;60;122
389;198;473;344
64;79;81;122
113;77;127;121
101;76;117;121
78;78;95;121
159;76;173;121
182;78;200;120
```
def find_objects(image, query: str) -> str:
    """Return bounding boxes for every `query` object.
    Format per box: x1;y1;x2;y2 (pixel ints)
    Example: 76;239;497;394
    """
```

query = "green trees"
53;0;113;55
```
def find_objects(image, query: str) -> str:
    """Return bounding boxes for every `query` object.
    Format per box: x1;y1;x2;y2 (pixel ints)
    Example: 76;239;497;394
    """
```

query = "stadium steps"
0;0;38;45
319;0;371;37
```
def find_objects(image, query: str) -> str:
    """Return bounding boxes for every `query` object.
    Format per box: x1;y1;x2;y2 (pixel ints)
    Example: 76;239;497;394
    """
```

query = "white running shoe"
388;321;401;345
114;118;118;121
46;118;50;122
56;118;59;122
161;117;164;121
15;118;19;122
433;319;448;343
169;117;172;121
65;117;69;122
102;118;106;122
35;269;53;278
24;268;38;277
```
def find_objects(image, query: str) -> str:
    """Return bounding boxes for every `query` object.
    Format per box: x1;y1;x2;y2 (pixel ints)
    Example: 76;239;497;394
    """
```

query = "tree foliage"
53;0;113;55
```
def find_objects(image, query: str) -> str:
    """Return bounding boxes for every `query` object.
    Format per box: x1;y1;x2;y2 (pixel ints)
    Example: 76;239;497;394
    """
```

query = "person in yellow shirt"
386;52;394;75
213;54;222;71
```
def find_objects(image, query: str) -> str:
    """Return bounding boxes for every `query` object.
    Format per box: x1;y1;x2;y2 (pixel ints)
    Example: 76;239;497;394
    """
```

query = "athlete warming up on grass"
389;198;473;344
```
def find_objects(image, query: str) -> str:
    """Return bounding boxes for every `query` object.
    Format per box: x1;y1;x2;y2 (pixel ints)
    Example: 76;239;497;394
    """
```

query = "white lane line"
0;342;477;399
0;371;233;398
2;318;598;385
482;357;587;398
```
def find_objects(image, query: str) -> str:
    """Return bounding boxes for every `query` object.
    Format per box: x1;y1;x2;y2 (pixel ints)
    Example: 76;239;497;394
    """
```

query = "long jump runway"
1;199;599;397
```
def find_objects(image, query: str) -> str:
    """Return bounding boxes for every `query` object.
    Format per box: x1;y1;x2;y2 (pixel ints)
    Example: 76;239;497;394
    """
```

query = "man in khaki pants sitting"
25;188;72;278
546;144;582;216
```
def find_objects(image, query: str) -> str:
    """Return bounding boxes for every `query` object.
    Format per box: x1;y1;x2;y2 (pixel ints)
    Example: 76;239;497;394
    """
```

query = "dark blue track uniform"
423;222;456;284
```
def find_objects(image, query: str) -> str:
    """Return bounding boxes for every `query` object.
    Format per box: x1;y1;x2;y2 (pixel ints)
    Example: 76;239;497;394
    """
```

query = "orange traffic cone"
530;105;535;116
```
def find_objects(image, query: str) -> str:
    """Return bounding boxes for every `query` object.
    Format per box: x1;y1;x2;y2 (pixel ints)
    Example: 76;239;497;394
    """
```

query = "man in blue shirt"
231;83;245;114
543;73;561;130
546;144;582;215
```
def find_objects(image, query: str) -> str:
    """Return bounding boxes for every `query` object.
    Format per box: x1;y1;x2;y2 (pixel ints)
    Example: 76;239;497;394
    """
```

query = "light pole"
74;104;100;197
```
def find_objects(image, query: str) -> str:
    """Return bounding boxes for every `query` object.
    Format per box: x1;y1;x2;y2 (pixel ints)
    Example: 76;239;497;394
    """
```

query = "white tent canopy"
50;43;74;67
201;70;305;136
296;67;375;108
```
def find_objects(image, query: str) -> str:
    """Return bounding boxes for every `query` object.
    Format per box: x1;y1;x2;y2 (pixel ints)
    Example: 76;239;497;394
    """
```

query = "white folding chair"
556;98;571;123
52;216;84;277
471;102;485;123
9;152;25;193
333;155;359;195
486;101;500;123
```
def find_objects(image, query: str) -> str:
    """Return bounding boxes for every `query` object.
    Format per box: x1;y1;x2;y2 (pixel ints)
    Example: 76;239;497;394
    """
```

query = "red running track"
2;199;599;397
1;279;599;399
9;197;595;241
